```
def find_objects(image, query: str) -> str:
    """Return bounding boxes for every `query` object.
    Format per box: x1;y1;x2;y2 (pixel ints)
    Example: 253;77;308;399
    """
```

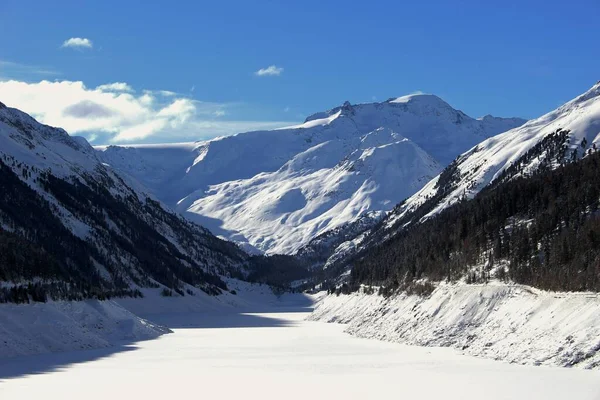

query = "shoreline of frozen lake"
310;283;600;369
1;301;600;399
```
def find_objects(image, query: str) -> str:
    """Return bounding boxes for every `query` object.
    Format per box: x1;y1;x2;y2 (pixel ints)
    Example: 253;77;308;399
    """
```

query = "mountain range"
2;81;600;303
97;94;526;255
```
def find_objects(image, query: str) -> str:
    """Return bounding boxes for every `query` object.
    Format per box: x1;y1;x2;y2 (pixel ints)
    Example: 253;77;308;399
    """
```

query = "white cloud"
158;90;177;97
96;82;134;93
62;38;93;49
0;79;296;144
255;65;283;77
143;89;177;97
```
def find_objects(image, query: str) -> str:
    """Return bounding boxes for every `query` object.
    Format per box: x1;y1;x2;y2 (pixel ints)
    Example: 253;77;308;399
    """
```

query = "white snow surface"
97;95;525;254
0;279;286;359
2;296;600;399
309;282;600;369
0;300;170;359
392;81;600;224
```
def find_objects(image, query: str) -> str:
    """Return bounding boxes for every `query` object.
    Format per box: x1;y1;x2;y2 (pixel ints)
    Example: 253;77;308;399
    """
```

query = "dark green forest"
350;139;600;293
0;157;243;303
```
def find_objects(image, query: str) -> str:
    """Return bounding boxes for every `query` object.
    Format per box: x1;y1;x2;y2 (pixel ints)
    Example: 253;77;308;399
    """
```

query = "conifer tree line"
0;155;311;303
0;157;245;303
350;132;600;293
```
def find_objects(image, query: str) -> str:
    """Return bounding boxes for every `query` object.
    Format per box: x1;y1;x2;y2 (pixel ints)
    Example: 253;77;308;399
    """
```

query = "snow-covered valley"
4;1;600;396
2;294;599;400
2;79;600;397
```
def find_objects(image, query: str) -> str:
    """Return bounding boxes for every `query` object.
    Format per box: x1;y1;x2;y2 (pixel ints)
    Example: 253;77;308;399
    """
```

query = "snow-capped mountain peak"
388;92;452;107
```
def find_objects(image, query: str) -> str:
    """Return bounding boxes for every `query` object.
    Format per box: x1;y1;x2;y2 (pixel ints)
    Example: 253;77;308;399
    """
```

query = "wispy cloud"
143;89;177;97
255;65;283;77
96;82;134;93
0;60;59;79
61;37;93;49
0;79;296;144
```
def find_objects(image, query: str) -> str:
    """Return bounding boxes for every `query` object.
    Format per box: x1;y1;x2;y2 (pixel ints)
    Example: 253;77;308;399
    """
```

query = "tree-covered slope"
350;147;600;293
0;101;249;303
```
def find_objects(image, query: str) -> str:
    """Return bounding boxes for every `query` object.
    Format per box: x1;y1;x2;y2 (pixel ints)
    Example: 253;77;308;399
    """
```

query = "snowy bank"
0;280;313;360
308;283;600;369
115;279;312;318
0;300;170;358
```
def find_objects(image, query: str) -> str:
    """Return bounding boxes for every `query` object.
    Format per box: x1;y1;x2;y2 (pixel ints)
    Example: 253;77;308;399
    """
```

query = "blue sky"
1;0;599;144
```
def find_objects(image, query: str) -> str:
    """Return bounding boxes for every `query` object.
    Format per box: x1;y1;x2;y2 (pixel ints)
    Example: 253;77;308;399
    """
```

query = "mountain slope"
310;82;600;275
0;101;249;303
349;148;600;292
310;82;600;293
98;95;526;255
180;128;441;254
387;82;600;230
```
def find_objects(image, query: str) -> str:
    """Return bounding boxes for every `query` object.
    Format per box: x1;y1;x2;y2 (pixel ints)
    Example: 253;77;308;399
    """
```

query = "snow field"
1;307;599;399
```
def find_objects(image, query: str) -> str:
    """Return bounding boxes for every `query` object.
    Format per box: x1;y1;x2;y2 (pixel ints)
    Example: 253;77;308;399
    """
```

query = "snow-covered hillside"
309;283;600;369
314;82;600;271
388;81;600;228
0;101;249;301
98;95;525;254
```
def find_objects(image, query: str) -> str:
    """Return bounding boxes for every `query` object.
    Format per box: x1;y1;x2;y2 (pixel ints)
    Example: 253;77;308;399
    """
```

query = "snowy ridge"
180;128;441;254
309;283;600;369
98;95;525;254
388;82;600;227
0;105;98;178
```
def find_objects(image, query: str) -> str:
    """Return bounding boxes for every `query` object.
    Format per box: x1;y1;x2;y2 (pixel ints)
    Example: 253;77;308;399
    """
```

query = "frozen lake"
1;306;600;399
